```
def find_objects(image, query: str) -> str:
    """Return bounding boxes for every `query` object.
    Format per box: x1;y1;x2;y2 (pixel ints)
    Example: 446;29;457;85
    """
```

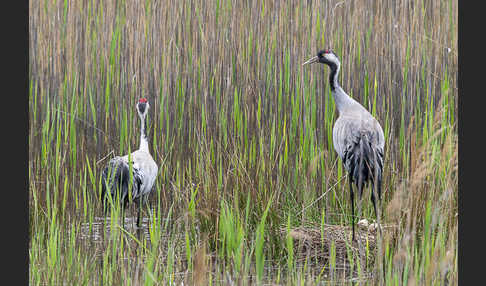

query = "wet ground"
75;213;379;284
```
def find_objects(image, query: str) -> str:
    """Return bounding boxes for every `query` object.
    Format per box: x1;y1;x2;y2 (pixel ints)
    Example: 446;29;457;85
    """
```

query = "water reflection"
79;215;161;244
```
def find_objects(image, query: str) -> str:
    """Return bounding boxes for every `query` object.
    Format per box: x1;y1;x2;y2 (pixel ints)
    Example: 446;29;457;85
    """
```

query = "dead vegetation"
281;221;397;269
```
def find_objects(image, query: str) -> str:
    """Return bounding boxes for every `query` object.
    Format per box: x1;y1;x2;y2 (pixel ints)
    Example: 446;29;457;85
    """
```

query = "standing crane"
303;49;384;241
101;97;158;227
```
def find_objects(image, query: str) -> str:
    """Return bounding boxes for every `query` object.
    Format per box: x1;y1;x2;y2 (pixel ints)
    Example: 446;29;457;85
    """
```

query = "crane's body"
101;98;158;227
118;150;158;198
304;50;384;241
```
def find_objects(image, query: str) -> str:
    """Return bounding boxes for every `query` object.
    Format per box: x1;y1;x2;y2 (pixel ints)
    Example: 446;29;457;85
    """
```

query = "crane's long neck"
327;61;354;113
139;114;149;153
328;61;340;91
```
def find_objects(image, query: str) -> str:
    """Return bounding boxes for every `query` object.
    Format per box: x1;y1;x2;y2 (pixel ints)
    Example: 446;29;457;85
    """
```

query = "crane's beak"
302;56;319;66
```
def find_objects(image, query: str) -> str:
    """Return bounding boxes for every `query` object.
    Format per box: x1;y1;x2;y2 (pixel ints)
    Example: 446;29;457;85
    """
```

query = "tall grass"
29;0;457;284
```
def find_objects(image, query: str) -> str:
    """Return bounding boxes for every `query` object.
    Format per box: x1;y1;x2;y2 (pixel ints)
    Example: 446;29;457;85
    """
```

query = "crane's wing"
120;150;158;199
101;156;134;203
132;167;144;198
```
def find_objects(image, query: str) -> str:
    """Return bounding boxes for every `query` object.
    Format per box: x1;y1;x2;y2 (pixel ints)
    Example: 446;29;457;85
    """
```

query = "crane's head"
136;98;150;118
303;49;340;67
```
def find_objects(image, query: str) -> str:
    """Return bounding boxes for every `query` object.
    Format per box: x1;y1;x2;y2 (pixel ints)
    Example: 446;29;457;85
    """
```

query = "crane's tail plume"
346;133;383;215
348;133;383;194
101;157;130;213
359;133;384;229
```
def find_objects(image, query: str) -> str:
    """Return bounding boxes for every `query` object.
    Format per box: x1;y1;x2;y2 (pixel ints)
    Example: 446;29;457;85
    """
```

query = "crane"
303;49;385;241
101;97;158;227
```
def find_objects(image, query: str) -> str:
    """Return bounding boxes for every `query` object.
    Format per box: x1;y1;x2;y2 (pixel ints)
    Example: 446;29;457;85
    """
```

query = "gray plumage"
304;49;384;241
101;98;158;227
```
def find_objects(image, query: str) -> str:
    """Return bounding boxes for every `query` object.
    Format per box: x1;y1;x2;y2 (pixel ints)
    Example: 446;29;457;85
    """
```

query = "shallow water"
79;216;153;242
75;214;376;283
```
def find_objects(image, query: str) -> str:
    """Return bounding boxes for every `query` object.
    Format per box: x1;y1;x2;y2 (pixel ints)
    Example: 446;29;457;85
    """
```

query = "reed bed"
29;0;457;284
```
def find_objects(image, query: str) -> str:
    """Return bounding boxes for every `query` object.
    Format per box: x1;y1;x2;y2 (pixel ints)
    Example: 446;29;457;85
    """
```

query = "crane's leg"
370;184;378;220
371;169;383;237
136;198;142;227
144;196;151;224
103;196;108;217
102;196;109;231
377;175;382;201
122;198;128;229
356;180;365;239
349;176;355;241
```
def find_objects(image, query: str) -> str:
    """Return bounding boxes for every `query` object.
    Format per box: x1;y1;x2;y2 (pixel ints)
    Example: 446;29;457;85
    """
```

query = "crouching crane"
101;97;158;227
303;49;385;241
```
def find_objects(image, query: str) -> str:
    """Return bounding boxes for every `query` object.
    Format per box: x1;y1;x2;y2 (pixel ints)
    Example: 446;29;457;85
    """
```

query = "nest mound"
280;221;396;267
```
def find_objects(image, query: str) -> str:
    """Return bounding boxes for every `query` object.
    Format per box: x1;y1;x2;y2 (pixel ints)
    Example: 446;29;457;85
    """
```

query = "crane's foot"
136;213;142;228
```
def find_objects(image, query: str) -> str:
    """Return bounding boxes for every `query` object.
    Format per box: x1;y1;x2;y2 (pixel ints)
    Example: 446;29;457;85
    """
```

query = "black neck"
327;62;339;91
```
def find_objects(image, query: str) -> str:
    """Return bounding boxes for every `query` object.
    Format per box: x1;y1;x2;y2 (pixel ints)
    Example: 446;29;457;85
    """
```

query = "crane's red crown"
138;98;148;103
